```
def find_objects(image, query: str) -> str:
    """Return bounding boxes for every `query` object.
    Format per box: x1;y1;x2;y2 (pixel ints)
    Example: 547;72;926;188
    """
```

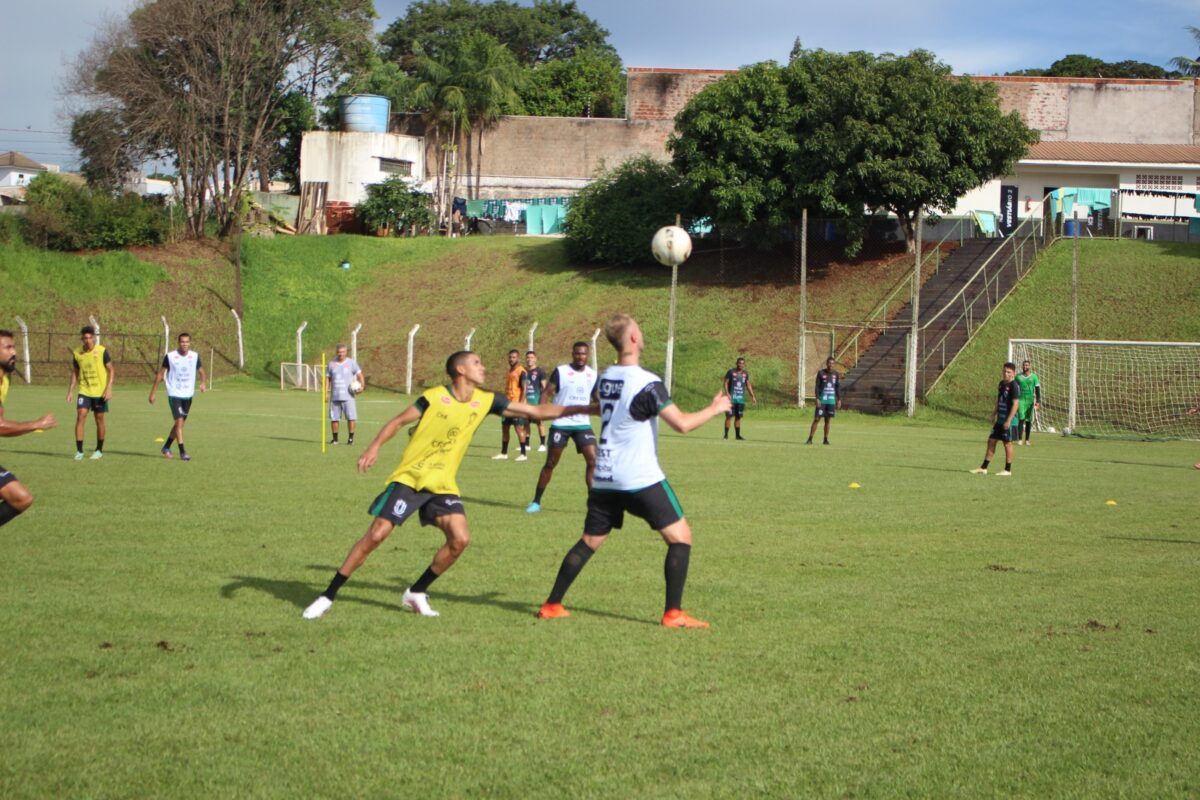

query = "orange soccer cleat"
536;603;571;619
661;609;710;629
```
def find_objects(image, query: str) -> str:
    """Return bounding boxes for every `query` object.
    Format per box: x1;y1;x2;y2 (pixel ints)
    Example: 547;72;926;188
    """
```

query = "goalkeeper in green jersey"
1014;360;1041;445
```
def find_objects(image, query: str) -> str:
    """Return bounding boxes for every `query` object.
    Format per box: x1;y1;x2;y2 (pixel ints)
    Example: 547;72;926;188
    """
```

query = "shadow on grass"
6;448;160;460
1104;536;1200;546
882;463;974;474
257;435;321;444
221;574;407;614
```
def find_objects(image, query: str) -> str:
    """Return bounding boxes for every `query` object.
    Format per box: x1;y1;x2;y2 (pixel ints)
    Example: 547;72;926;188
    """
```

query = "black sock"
331;432;338;442
178;442;187;456
322;570;350;600
1005;462;1012;472
348;432;354;443
664;543;692;612
410;566;440;594
547;539;596;604
76;440;84;454
520;440;527;455
164;436;175;449
0;502;24;527
539;434;545;445
724;428;729;439
96;438;104;453
501;440;509;455
533;485;546;504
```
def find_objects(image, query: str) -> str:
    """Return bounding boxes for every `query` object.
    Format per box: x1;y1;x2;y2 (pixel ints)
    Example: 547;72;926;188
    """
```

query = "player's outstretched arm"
357;405;422;472
659;392;731;434
0;409;56;437
507;400;596;422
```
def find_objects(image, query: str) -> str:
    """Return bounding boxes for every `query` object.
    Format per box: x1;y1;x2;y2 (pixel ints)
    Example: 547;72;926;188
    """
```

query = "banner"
999;185;1019;236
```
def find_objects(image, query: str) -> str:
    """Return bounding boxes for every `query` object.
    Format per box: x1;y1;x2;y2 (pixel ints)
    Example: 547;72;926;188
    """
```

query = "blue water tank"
1063;219;1078;237
340;95;390;133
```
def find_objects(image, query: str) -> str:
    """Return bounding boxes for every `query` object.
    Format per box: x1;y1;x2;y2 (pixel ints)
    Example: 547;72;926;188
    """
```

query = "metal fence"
15;329;241;386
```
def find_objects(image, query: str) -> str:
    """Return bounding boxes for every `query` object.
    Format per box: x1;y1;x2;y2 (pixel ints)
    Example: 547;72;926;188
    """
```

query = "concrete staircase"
841;239;1016;412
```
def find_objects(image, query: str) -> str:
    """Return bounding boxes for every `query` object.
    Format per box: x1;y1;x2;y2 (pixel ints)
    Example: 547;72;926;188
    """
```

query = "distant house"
0;151;48;188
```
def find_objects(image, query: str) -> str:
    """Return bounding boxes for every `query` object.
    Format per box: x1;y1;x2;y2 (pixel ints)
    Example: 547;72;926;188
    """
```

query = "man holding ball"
327;344;364;446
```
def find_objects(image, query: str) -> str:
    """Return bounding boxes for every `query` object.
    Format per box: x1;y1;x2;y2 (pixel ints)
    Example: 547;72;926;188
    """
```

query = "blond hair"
604;313;635;351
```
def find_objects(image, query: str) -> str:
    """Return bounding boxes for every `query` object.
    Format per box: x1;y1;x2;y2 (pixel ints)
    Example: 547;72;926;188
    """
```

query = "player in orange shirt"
493;349;530;461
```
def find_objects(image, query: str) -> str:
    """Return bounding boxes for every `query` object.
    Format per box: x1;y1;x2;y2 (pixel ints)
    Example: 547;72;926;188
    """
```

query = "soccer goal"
1008;339;1200;439
280;362;322;391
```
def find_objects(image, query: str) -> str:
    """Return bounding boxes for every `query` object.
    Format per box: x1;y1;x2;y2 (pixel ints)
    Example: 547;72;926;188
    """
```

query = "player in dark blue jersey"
971;362;1021;476
806;358;841;445
524;351;549;452
722;357;756;440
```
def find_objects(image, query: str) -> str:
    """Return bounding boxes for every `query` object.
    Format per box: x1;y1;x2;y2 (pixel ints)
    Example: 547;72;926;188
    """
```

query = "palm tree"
411;43;469;230
1169;25;1200;76
457;32;523;200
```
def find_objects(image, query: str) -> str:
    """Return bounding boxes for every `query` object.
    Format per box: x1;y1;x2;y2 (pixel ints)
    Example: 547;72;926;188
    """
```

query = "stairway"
841;239;1017;413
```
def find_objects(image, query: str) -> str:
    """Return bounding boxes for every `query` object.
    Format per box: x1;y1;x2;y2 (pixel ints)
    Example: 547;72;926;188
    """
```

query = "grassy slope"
3;235;922;410
926;239;1200;419
0;384;1197;797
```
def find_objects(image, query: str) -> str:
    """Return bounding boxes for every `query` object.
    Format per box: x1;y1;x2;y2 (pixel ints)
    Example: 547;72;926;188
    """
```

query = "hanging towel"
1190;217;1200;236
525;204;544;235
1074;188;1112;212
466;199;486;217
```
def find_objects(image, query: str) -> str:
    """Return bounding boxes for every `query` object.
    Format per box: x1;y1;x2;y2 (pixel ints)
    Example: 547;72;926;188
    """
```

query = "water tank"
339;95;390;133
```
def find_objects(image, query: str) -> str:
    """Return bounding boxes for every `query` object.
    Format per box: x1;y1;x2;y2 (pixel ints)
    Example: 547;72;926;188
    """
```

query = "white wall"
0;166;44;188
299;131;426;205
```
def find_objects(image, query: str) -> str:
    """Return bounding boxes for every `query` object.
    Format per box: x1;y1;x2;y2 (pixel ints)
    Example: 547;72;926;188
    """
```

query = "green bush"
563;155;690;265
354;176;435;236
22;173;167;250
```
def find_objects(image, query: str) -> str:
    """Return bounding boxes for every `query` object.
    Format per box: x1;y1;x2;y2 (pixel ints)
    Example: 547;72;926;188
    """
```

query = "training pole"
321;351;327;453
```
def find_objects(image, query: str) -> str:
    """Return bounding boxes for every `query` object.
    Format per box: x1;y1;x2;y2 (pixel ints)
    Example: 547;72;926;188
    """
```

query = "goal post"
280;362;321;391
1008;339;1200;440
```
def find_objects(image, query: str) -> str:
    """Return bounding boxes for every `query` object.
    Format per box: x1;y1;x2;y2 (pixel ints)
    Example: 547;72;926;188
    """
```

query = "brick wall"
625;68;736;121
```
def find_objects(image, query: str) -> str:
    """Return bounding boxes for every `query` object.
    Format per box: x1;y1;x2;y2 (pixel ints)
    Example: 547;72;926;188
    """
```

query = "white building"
0;151;51;188
298;131;425;206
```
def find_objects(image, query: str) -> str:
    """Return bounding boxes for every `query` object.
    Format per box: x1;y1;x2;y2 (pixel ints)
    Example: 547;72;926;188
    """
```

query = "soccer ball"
350;377;364;395
651;226;692;267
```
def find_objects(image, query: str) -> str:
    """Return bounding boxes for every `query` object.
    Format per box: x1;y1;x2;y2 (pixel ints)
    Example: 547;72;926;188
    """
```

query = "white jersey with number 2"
594;364;673;492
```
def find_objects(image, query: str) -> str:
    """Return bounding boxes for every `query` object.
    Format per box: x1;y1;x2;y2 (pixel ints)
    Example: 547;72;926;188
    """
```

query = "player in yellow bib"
1;330;57;529
303;350;591;620
66;326;113;460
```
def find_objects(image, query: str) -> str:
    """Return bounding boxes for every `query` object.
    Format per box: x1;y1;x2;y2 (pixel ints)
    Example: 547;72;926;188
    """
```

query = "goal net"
1008;339;1200;440
280;362;321;392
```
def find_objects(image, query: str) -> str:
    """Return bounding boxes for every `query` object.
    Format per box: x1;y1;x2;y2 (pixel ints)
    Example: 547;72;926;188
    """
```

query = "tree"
69;109;139;193
271;91;317;194
71;0;375;238
458;32;523;199
564;155;690;265
1169;26;1200;76
1008;54;1171;79
294;0;378;103
671;50;1038;254
519;46;624;118
380;0;614;70
354;176;435;235
411;43;470;226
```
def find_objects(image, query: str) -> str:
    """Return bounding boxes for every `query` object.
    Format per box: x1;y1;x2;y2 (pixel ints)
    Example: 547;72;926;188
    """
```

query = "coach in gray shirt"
326;344;364;445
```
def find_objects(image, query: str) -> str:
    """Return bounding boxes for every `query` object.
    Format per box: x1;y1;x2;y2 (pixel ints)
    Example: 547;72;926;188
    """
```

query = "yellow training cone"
848;482;861;489
1105;499;1117;506
154;437;166;443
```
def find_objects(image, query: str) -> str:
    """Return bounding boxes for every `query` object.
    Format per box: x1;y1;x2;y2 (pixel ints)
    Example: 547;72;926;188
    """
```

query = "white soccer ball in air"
651;225;692;267
350;377;364;395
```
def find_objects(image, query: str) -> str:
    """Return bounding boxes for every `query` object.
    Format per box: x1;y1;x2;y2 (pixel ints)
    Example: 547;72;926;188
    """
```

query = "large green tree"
520;46;624;118
671;50;1038;253
1009;54;1172;79
69;109;140;193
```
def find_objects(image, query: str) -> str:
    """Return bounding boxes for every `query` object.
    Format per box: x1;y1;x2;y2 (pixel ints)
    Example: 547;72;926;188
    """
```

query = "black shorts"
583;481;684;535
502;416;529;428
549;428;596;452
77;395;109;413
169;397;193;420
815;403;836;419
726;402;745;418
368;482;465;527
989;422;1013;442
0;466;17;490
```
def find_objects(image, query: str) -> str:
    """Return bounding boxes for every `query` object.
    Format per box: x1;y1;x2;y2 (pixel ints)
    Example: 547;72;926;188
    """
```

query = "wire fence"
15;329;241;386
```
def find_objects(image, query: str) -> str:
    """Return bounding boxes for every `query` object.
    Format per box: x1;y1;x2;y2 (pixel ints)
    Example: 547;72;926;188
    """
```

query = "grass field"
1;381;1197;798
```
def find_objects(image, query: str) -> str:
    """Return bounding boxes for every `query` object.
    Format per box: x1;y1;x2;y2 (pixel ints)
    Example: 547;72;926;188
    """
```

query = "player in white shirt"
525;342;598;513
148;332;207;461
326;344;364;445
536;314;730;628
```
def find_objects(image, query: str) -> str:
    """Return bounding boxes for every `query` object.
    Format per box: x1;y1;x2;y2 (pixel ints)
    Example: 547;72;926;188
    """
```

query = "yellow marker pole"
321;351;327;453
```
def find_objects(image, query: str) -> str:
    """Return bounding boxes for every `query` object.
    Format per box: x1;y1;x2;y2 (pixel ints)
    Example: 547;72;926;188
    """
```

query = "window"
1135;174;1183;191
379;158;412;177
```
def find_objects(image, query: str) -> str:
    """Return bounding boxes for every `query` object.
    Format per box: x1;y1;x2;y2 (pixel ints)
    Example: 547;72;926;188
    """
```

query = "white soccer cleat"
537;444;547;452
302;596;333;619
996;470;1012;477
74;452;85;461
515;453;528;462
969;468;987;475
402;588;440;617
491;453;508;460
90;450;104;460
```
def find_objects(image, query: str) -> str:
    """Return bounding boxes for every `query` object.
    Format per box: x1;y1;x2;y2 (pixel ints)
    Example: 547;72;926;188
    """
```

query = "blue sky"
3;0;1196;168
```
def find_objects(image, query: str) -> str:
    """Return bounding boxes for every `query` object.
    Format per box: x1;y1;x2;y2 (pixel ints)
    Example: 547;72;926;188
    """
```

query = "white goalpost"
1008;339;1200;440
280;362;322;391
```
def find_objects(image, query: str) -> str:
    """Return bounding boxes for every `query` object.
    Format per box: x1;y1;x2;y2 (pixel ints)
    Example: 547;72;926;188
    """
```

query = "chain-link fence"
15;329;241;386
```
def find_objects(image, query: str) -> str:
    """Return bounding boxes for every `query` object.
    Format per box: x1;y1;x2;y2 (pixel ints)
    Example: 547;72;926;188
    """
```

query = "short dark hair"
0;329;13;340
1003;361;1017;371
81;326;96;336
572;341;589;351
178;332;191;341
508;348;520;356
525;350;536;356
446;350;474;377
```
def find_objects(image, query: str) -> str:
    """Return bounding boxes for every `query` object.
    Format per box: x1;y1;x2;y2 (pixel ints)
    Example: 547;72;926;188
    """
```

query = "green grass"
928;239;1200;418
0;240;167;315
2;383;1197;797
